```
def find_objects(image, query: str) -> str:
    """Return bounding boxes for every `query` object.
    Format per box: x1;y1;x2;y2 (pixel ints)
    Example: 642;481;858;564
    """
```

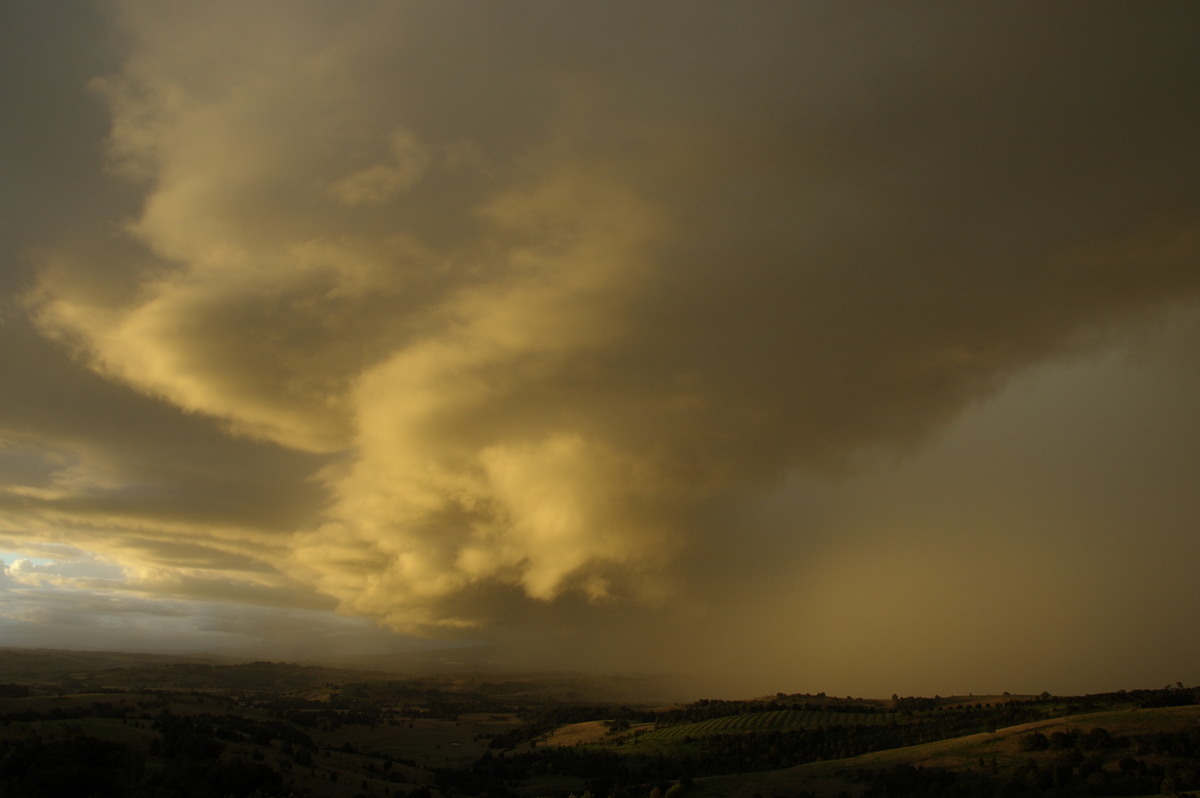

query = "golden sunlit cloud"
4;0;1200;694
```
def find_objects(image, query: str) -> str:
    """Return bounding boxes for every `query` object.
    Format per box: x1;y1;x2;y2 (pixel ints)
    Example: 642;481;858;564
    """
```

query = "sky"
2;0;1200;699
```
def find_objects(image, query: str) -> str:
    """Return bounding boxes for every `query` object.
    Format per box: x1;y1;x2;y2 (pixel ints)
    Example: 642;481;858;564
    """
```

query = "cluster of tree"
1128;727;1200;758
853;756;1199;797
1019;727;1118;753
147;754;283;798
1041;685;1199;714
436;748;696;798
0;703;128;724
654;697;881;728
150;709;316;755
674;723;958;775
890;686;1200;718
0;735;142;798
891;695;948;712
1131;683;1200;708
1019;724;1200;760
0;731;282;798
852;722;1200;797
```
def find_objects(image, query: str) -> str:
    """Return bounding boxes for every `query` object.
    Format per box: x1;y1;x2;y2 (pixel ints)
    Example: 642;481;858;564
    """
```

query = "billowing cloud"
6;0;1200;690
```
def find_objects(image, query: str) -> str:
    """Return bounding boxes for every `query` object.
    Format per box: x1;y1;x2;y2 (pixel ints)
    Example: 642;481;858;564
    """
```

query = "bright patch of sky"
0;551;53;568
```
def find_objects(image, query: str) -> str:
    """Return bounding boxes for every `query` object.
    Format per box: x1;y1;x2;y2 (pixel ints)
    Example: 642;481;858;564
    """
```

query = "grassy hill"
1;647;1197;797
688;704;1200;797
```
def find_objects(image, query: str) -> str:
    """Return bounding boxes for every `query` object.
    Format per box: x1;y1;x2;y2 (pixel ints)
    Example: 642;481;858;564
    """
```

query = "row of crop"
644;709;896;741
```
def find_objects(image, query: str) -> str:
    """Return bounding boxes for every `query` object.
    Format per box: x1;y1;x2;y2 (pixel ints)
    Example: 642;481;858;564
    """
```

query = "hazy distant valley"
1;647;1198;797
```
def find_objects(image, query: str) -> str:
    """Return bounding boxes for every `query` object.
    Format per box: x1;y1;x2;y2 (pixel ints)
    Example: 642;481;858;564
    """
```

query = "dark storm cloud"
4;0;1200;687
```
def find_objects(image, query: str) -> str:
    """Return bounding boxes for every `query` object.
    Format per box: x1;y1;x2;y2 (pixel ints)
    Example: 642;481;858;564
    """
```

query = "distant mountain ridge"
0;645;682;703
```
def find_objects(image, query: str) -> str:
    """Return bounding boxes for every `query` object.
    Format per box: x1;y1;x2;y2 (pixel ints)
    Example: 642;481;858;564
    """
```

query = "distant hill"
0;645;681;703
0;646;392;692
1;646;1197;797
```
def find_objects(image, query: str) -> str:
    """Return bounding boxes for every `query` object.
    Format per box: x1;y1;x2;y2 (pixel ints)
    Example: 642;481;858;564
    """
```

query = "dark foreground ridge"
0;647;1197;797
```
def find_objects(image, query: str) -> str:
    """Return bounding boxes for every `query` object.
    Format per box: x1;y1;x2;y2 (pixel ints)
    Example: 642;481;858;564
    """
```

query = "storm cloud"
4;0;1200;694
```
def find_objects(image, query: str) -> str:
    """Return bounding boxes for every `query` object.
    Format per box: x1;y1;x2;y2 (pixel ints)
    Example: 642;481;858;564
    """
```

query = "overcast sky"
2;0;1200;698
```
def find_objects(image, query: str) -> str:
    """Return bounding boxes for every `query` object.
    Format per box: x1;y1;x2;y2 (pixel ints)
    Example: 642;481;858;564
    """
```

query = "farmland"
639;708;897;741
1;648;1199;797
